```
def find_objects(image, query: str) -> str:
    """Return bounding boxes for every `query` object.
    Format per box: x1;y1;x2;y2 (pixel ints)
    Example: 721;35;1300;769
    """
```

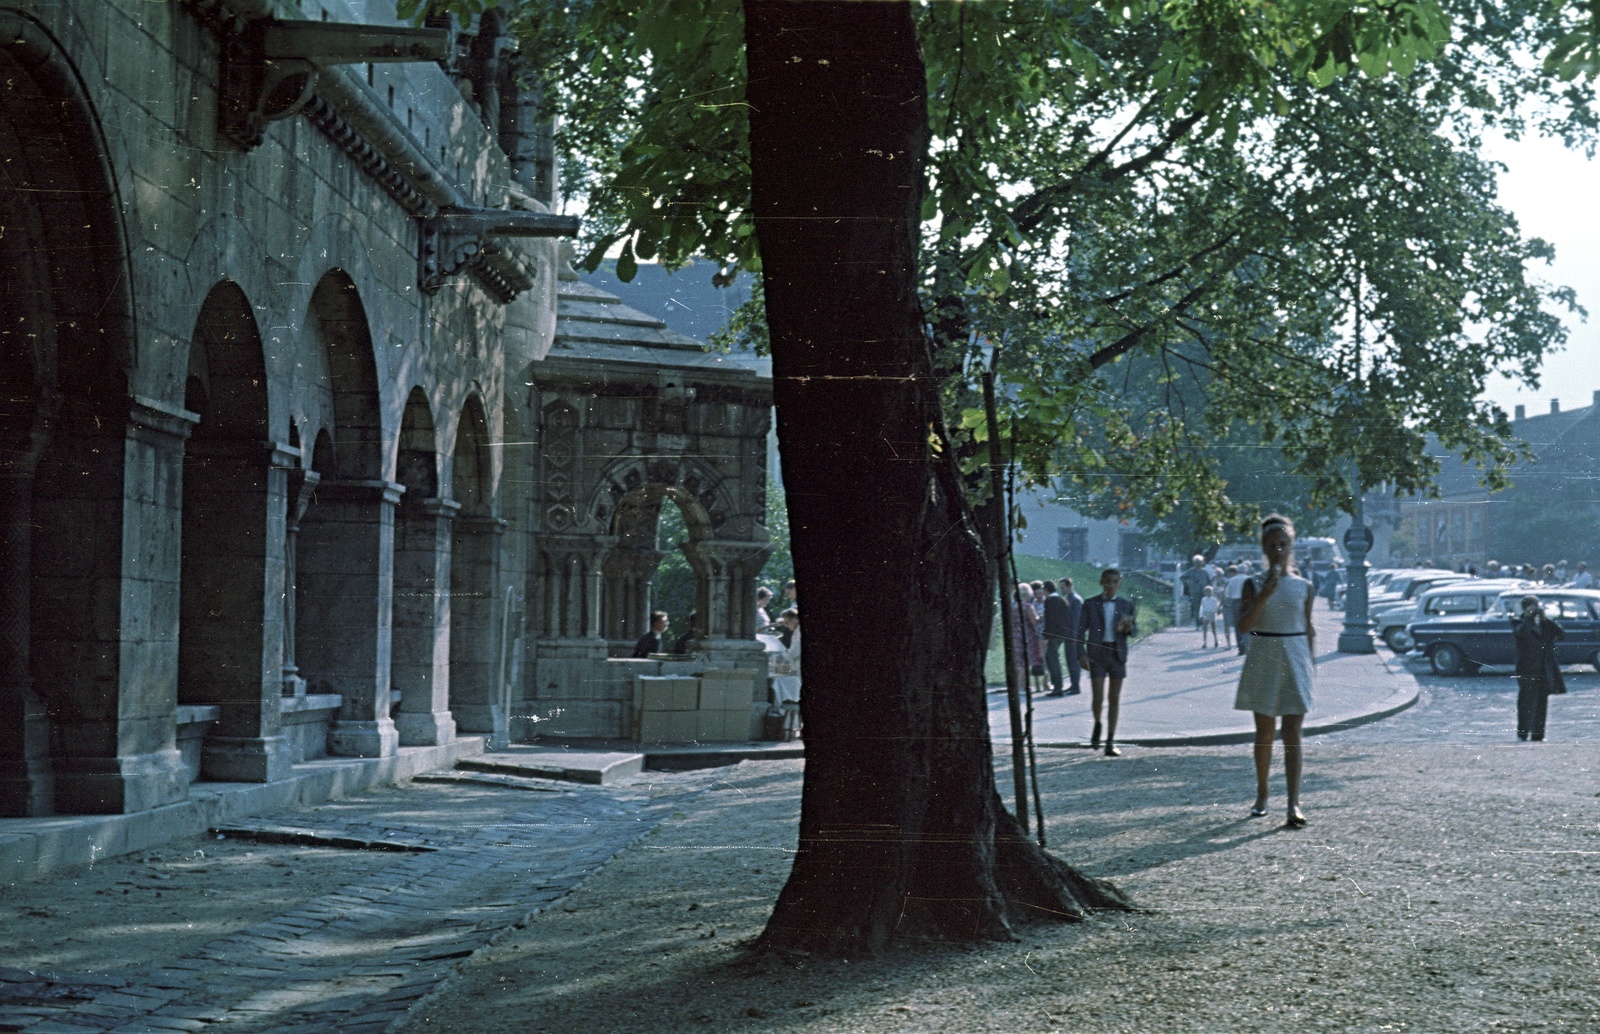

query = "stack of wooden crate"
633;669;760;743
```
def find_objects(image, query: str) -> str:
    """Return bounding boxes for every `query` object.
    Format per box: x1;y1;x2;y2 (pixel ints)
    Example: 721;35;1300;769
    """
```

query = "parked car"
1365;570;1472;614
1376;580;1529;653
1407;588;1600;675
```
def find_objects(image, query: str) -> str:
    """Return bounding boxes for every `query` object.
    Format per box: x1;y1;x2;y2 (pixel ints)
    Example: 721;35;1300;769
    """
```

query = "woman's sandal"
1248;803;1269;818
1284;810;1309;828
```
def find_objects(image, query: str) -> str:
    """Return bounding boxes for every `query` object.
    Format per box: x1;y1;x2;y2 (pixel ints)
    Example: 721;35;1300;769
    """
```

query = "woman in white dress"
1235;514;1315;827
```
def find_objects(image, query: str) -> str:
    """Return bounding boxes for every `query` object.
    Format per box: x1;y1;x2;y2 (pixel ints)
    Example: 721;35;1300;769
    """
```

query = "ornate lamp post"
1338;484;1377;654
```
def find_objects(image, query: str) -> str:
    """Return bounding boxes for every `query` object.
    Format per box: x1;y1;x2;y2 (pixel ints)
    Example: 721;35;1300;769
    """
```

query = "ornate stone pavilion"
524;258;773;740
0;0;773;820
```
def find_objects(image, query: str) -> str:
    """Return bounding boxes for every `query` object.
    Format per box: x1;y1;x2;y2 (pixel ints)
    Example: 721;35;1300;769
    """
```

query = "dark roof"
1418;397;1600;501
582;259;756;344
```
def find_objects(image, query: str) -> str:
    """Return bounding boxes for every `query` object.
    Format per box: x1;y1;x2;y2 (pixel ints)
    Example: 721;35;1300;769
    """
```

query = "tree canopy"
413;0;1593;549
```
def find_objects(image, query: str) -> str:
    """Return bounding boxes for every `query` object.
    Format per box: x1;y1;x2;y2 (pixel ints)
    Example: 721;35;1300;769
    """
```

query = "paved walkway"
991;603;1417;746
0;768;720;1033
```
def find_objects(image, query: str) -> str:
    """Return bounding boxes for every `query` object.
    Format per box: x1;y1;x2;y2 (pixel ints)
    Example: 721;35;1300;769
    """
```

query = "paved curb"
1030;683;1421;748
0;739;485;885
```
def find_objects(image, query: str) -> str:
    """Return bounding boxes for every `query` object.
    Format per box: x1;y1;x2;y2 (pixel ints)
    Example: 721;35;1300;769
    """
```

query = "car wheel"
1431;643;1468;676
1383;628;1412;652
1592;650;1600;673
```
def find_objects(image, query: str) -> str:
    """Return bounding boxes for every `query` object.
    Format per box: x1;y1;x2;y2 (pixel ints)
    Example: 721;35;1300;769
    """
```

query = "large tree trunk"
746;1;1131;954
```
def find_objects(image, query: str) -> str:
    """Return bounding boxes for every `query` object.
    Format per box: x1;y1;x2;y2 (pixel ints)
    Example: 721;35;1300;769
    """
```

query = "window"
1424;595;1480;616
1058;527;1087;563
1546;598;1595;621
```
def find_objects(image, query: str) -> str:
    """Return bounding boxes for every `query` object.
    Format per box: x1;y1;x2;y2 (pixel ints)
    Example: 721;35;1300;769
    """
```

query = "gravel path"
405;745;1600;1033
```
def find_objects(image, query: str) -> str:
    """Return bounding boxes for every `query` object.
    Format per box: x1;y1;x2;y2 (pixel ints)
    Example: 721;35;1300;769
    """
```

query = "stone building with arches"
0;0;774;827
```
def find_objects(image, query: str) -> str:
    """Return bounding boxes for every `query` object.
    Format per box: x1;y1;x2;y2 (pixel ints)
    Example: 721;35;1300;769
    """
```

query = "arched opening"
652;495;699;641
3;19;151;816
391;388;456;746
309;271;383;480
177;282;285;782
294;272;398;758
601;482;714;649
449;396;504;734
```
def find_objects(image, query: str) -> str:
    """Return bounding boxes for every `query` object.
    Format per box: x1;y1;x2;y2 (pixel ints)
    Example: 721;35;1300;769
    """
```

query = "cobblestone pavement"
1325;657;1600;743
0;771;720;1034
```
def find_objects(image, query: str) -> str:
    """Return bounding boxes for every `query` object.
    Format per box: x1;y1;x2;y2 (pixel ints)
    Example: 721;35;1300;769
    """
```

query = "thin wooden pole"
983;366;1029;833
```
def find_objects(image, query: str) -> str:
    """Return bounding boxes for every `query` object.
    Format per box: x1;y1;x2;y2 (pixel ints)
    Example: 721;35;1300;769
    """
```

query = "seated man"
632;611;668;658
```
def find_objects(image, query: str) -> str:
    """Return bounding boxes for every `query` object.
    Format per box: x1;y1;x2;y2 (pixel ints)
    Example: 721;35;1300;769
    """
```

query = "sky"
1479;131;1600;417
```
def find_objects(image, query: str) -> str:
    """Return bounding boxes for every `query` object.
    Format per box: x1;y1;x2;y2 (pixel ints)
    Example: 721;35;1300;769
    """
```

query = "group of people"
1454;558;1594;588
1017;517;1317;824
1181;555;1276;654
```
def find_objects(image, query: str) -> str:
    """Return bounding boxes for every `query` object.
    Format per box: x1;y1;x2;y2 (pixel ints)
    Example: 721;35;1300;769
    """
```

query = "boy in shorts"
1077;568;1137;756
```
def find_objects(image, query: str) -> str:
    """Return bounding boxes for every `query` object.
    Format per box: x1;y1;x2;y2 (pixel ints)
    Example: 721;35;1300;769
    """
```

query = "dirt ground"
404;744;1600;1034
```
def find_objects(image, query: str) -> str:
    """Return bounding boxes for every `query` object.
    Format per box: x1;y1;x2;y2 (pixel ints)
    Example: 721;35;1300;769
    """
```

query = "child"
1198;585;1222;648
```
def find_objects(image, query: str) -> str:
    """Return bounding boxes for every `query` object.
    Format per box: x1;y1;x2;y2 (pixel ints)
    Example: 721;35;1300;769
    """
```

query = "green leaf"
616;240;638;283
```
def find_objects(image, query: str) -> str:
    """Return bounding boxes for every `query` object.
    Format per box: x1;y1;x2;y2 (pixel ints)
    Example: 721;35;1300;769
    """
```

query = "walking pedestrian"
1235;514;1316;828
1512;595;1566;742
1197;586;1221;648
1077;568;1136;757
1180;556;1210;629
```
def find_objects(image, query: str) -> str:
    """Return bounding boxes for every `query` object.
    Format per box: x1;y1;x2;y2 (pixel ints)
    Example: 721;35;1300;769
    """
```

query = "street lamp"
1338;483;1377;654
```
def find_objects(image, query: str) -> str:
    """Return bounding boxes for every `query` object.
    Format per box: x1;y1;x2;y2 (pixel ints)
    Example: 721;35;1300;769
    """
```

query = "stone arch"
391;387;456;746
2;14;153;816
452;393;494;512
449;393;505;735
177;282;289;782
293;274;400;757
587;456;732;540
307;270;382;480
591;457;737;644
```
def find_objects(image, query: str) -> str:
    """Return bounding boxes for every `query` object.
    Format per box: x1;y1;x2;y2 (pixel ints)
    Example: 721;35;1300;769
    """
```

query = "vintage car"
1407;588;1600;675
1376;580;1529;653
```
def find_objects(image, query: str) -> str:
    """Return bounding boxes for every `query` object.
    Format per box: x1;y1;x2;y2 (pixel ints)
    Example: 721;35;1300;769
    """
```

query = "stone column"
391;496;459;746
280;465;321;696
449;511;506;734
680;539;774;640
0;397;59;816
43;397;194;814
530;535;614;736
296;478;404;758
601;546;664;642
187;440;298;783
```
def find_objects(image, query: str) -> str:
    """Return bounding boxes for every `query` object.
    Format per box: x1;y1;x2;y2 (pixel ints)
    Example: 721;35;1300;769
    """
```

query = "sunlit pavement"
993;604;1417;747
995;603;1600;747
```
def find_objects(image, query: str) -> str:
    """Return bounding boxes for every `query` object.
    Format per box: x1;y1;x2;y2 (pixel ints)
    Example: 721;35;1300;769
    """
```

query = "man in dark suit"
632;611;669;658
1076;568;1137;756
1041;578;1083;697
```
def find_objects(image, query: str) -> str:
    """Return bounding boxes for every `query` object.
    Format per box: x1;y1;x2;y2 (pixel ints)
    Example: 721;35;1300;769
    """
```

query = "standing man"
1062;577;1084;695
1180;555;1210;629
1077;568;1137;757
1225;563;1251;655
1041;579;1083;697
